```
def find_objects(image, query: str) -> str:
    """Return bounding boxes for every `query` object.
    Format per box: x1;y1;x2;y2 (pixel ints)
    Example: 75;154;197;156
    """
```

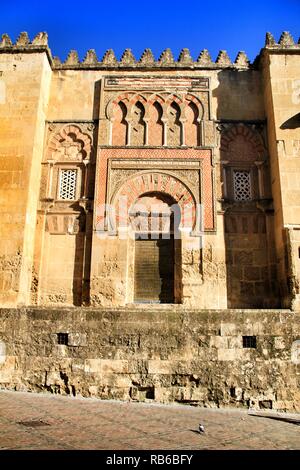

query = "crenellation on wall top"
65;50;80;65
1;31;299;71
0;31;251;69
57;47;252;70
234;51;250;68
0;31;52;62
215;50;231;66
119;48;136;66
83;49;98;65
0;31;49;48
265;31;300;50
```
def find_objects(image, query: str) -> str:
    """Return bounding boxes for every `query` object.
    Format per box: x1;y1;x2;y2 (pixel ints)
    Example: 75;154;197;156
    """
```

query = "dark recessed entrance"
134;235;174;303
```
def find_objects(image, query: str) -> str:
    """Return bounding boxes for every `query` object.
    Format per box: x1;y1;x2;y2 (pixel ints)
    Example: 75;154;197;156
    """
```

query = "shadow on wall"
71;208;85;306
69;82;100;306
280;113;300;130
212;69;265;122
92;80;101;120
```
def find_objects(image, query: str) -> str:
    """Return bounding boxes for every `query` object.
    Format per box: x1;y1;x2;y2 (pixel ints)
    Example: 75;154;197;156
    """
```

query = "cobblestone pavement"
0;390;299;450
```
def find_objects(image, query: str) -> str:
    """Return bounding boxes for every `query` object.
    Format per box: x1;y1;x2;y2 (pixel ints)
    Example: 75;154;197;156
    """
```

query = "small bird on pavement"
198;423;205;434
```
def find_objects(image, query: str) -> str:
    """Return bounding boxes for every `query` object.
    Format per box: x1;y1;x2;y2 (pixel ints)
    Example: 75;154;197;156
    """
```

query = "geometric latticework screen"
58;169;77;200
233;170;251;201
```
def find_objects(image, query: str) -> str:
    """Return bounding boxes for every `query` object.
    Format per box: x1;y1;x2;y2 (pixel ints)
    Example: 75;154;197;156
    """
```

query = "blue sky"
1;0;299;63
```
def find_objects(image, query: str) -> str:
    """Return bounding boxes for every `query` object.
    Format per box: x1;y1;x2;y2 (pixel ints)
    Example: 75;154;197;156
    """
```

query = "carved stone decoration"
173;169;200;190
48;123;56;132
265;32;277;47
216;50;231;66
0;250;22;292
39;166;49;200
16;32;30;46
139;48;155;66
109;169;136;194
47;124;93;162
130;101;146;146
65;50;80;65
120;49;136;66
220;124;265;161
45;213;84;234
101;49;118;66
0;33;12;47
158;48;175;66
167;101;181;146
83;49;98;64
32;32;48;46
197;49;213;65
109;168;200;201
111;171;197;231
178;48;193;65
279;31;295;47
87;123;95;132
234;51;250;68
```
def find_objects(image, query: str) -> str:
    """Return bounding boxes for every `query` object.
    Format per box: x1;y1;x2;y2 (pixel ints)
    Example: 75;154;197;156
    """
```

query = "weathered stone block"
274;336;286;350
228;336;242;348
148;360;172;374
218;348;239;361
210;336;229;348
68;333;87;347
0;340;6;364
220;322;236;336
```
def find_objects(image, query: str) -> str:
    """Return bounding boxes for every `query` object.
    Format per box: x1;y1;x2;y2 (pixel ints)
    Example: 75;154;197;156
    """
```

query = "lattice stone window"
58;169;77;200
233;170;252;201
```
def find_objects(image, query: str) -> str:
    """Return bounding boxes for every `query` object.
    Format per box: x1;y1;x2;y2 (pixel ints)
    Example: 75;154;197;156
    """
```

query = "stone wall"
262;35;300;309
0;50;51;306
0;307;299;411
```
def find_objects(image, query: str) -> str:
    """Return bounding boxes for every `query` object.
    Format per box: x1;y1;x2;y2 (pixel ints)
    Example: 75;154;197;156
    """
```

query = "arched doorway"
130;192;180;303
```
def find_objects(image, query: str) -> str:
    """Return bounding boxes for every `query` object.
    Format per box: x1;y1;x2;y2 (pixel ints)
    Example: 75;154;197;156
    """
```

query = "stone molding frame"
218;123;269;205
46;124;93;161
220;123;266;161
39;123;95;234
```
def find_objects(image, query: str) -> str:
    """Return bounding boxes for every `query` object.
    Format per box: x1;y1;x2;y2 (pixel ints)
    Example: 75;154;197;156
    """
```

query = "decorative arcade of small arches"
107;93;204;147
